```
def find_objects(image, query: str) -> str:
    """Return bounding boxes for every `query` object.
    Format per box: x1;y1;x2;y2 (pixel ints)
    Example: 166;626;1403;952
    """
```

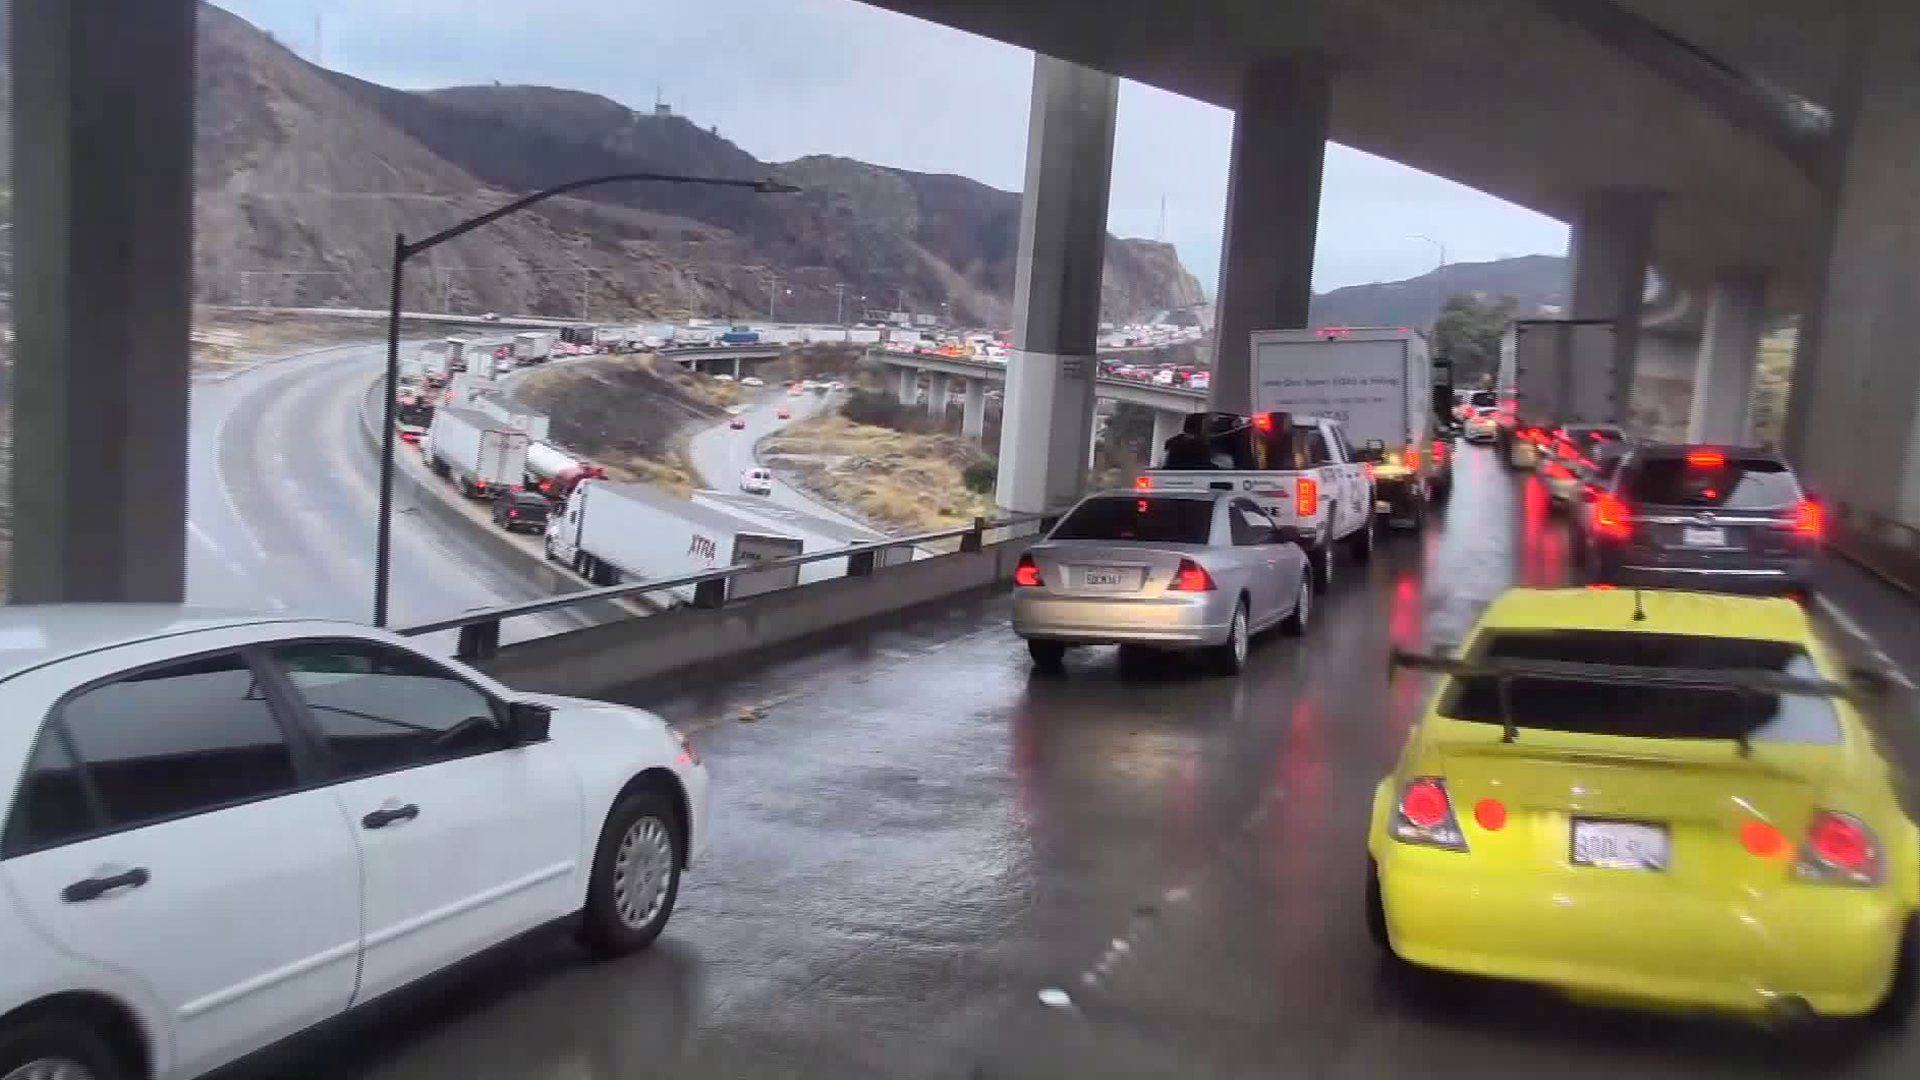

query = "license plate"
1570;819;1669;871
1682;526;1726;547
1081;568;1126;587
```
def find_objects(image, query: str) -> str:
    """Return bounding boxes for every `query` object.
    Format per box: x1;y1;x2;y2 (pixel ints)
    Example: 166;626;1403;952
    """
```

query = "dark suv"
1581;444;1820;595
492;490;551;534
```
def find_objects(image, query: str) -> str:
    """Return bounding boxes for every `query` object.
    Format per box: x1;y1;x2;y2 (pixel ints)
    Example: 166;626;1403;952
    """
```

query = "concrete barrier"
473;535;1036;696
355;377;640;623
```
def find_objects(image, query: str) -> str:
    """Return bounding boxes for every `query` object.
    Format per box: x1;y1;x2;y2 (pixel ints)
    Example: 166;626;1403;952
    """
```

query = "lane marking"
1816;593;1916;690
1816;595;1871;642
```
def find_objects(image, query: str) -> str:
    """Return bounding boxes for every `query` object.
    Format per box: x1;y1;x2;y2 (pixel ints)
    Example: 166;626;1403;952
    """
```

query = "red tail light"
1295;477;1319;517
508;509;519;519
1169;558;1215;592
1402;780;1447;827
1404;448;1420;469
1391;776;1467;851
1798;811;1883;884
475;479;488;489
1687;449;1725;469
1740;820;1786;858
1361;462;1374;479
1473;798;1507;831
1431;440;1446;461
1134;475;1151;490
1794;499;1823;537
1594;494;1631;539
1254;412;1273;432
1014;553;1043;587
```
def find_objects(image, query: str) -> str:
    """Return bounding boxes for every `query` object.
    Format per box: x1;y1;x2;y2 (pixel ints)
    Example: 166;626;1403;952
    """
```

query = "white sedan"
0;607;709;1080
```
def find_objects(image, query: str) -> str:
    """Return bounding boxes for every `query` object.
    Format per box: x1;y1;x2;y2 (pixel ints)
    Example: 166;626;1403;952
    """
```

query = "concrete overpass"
862;348;1205;444
657;344;788;377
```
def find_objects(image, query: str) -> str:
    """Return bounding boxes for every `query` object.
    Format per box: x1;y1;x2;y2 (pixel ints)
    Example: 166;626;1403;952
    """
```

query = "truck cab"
1139;411;1374;593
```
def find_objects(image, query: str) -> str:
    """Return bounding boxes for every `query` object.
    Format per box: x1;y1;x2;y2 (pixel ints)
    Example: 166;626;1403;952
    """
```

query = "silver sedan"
1012;490;1313;675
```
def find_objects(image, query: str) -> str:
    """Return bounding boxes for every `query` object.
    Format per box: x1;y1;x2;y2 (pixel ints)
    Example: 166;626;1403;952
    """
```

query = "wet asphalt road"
313;441;1920;1080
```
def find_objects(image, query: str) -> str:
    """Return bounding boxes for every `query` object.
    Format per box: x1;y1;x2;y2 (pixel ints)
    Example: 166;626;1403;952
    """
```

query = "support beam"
1151;409;1184;465
961;379;987;440
1207;57;1330;414
1685;273;1766;445
896;365;918;406
927;372;952;422
1567;189;1658;411
732;355;742;379
1791;0;1920;530
994;55;1118;515
11;0;197;603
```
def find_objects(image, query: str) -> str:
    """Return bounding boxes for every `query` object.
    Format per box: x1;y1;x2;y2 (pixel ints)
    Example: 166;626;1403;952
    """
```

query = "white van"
740;467;774;495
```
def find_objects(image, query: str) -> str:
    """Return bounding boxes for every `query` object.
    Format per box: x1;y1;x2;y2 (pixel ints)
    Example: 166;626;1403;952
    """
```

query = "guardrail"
400;512;1055;661
1833;510;1920;601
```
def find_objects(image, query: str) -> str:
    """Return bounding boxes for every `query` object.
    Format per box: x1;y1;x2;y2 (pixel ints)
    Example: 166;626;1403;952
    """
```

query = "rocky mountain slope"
1309;254;1569;328
183;2;1201;326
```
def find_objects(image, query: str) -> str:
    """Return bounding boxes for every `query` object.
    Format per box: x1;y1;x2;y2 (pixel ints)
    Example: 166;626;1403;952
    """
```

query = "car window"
1328;426;1354;463
1439;631;1840;745
270;641;507;779
1469;391;1497;409
1625;457;1800;510
1051;496;1214;544
1229;501;1275;545
38;652;301;842
1305;430;1334;466
3;731;94;854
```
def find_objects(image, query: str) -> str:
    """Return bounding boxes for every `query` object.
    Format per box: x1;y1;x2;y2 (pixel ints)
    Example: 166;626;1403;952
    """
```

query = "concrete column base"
928;372;953;423
1685;274;1766;445
996;351;1097;515
962;378;987;439
896;366;918;406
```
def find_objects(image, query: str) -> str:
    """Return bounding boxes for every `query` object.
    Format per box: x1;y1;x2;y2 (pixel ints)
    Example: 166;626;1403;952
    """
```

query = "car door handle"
361;803;420;829
61;866;150;903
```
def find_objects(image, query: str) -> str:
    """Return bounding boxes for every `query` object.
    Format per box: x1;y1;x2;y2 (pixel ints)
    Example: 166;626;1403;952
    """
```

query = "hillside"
1309;254;1568;328
175;3;1203;326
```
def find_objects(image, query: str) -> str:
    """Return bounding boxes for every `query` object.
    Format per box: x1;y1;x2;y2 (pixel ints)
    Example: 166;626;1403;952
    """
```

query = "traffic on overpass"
10;0;1920;1077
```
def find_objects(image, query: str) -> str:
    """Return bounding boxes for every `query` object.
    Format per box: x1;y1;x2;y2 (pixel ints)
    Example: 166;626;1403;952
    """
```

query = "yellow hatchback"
1367;587;1920;1021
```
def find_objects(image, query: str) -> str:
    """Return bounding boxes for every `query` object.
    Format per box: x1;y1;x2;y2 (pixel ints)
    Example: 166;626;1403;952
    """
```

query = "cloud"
224;0;1568;290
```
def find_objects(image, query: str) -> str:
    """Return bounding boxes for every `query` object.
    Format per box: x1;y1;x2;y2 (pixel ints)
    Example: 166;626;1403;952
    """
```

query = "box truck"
424;407;531;499
1495;319;1619;469
545;481;804;603
512;331;552;364
1249;326;1451;528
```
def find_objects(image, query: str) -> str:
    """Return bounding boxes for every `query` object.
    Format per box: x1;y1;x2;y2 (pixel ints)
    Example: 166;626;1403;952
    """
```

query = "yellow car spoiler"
1387;648;1857;755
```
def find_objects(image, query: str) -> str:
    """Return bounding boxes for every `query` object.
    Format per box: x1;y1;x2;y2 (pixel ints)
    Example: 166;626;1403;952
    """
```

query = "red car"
729;416;747;430
775;406;792;420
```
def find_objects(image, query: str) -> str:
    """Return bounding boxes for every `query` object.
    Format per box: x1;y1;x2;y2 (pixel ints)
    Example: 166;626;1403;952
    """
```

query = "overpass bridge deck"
323;444;1920;1080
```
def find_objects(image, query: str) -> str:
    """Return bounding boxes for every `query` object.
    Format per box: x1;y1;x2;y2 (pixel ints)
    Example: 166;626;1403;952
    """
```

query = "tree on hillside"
1431;293;1521;385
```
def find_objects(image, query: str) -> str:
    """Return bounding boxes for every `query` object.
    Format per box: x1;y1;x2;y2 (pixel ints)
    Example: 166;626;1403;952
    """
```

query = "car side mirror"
506;701;553;745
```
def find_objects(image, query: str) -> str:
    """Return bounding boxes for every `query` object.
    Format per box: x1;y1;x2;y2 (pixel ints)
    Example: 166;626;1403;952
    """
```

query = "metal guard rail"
400;512;1056;660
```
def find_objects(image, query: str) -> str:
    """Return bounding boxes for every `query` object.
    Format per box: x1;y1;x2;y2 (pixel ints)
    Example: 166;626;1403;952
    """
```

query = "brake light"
1392;776;1466;850
1135;475;1151;490
1296;477;1318;517
1014;554;1043;587
1169;558;1215;592
1794;499;1823;537
1431;440;1445;462
1594;493;1630;539
475;479;488;489
508;509;518;519
1686;449;1725;469
1361;462;1373;479
1254;412;1273;432
1404;448;1420;469
1796;811;1883;885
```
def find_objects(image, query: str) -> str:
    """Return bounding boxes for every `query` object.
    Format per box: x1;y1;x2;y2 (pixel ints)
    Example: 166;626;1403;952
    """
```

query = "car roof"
0;605;358;685
1475;587;1813;644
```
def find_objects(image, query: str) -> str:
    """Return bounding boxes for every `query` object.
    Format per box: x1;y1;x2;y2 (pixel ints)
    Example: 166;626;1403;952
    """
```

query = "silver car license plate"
1682;526;1726;547
1570;819;1669;871
1081;567;1126;588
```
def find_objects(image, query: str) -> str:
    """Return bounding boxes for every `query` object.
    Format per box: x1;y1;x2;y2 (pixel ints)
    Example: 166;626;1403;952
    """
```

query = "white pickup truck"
1139;411;1374;593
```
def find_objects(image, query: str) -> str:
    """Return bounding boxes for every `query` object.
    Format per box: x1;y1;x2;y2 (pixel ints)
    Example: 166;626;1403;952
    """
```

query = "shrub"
962;458;998;494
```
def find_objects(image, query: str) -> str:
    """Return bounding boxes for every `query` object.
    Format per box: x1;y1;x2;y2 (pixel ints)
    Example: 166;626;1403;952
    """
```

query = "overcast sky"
222;0;1569;293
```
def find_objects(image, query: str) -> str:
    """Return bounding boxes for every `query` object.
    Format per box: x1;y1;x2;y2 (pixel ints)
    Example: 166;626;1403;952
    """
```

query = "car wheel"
1366;858;1392;955
1311;538;1336;594
0;1014;128;1080
1871;917;1920;1028
1281;571;1312;637
580;785;684;958
1027;640;1067;672
1350;514;1375;563
1208;599;1250;676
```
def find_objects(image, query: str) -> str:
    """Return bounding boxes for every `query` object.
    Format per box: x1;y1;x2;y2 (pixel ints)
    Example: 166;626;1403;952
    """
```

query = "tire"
1310;537;1336;595
1431;474;1452;503
1365;857;1392;954
1026;640;1067;672
1872;917;1919;1028
1208;599;1250;676
1280;571;1312;637
579;785;685;958
0;1014;128;1080
1349;513;1375;563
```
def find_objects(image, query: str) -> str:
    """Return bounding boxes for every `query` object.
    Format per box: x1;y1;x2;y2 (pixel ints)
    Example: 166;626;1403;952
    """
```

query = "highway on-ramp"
186;343;581;651
686;385;877;535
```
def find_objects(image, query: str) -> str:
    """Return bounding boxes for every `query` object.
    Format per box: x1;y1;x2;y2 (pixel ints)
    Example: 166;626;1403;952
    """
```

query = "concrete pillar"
1791;0;1920;527
1151;409;1184;466
732;356;743;379
11;0;196;603
994;55;1118;515
961;378;987;439
1088;413;1103;471
1685;273;1767;445
1206;58;1331;414
927;372;952;422
1567;189;1658;412
896;365;918;405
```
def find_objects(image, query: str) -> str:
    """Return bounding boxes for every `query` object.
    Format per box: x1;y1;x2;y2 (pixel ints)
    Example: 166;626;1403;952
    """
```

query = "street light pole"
1411;233;1447;276
372;170;801;628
